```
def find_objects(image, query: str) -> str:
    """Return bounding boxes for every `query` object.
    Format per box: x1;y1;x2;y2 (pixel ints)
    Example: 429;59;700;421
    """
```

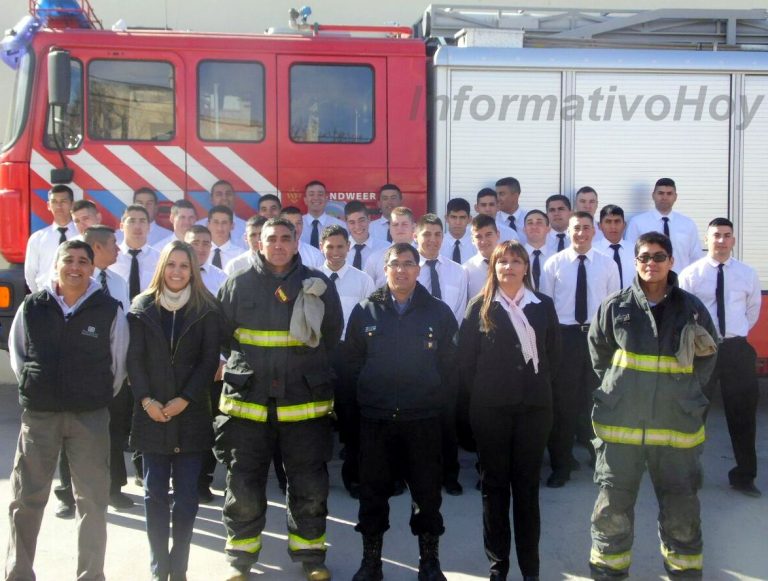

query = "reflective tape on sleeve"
589;547;632;571
235;328;304;347
661;544;703;571
288;533;327;552
593;422;705;448
611;349;693;374
219;394;268;422
226;535;262;554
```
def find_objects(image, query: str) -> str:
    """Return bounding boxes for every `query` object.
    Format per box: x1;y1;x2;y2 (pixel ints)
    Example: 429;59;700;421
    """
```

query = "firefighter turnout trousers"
214;406;333;568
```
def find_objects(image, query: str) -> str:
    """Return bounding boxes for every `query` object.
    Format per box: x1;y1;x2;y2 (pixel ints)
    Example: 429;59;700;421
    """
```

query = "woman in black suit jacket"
459;240;561;581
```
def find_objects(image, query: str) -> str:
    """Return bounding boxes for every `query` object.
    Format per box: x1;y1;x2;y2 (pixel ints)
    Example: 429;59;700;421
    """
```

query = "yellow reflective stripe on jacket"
661;545;703;571
590;548;632;571
611;349;693;374
276;400;333;422
226;535;262;554
235;328;304;347
594;422;705;449
288;533;326;552
219;395;268;422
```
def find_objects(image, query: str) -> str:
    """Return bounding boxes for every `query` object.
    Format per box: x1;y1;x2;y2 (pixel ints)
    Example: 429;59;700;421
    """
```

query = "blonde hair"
478;240;532;332
139;240;216;313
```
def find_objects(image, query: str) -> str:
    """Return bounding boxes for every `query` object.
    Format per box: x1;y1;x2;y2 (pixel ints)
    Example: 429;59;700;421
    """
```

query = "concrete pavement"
0;368;764;580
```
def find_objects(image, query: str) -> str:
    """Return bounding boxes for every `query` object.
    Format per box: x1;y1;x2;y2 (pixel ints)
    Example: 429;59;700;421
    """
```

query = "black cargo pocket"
677;393;709;419
592;388;622;411
222;370;254;401
212;414;233;465
303;370;334;401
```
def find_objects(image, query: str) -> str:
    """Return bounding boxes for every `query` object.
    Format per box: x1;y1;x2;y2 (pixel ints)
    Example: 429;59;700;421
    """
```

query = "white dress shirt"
109;242;161;297
678;256;762;339
195;215;247;246
440;229;477;265
300;213;346;246
152;232;184;253
200;264;228;295
225;250;255;276
547;230;571;254
116;220;172;248
346;236;389;269
206;239;245;271
418;254;468;323
363;246;390;288
594;238;634;289
625;209;702;273
24;221;78;293
524;243;554;293
497;207;528;244
540;247;621;325
495;220;520;243
93;267;130;312
463;253;489;300
369;217;391;242
299;242;324;269
322;263;376;336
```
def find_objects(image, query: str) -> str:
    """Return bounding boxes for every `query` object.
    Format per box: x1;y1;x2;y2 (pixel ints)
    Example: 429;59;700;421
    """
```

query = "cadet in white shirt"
574;186;604;243
110;205;161;302
463;214;499;299
281;206;324;268
545;194;572;253
195;180;247;243
625;178;703;273
678;217;763;497
523;209;553;293
344;201;387;270
301;180;345;249
153;199;198;252
540;212;620;488
226;216;267;276
594;205;633;289
24;185;78;293
364;206;416;288
129;187;172;247
207;205;245;271
369;184;402;242
186;225;227;295
258;194;282;219
440;198;476;265
495;176;528;244
475;188;519;243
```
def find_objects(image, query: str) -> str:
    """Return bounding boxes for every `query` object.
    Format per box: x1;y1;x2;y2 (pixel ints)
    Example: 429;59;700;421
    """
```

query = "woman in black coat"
127;240;220;581
458;240;561;581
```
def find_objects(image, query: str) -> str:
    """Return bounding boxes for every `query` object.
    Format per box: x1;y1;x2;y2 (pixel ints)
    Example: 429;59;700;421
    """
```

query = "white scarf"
158;285;191;312
495;287;540;373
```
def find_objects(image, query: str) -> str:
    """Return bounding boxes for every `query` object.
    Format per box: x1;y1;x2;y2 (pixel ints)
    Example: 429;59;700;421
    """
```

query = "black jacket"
459;291;561;410
127;294;221;454
345;283;458;420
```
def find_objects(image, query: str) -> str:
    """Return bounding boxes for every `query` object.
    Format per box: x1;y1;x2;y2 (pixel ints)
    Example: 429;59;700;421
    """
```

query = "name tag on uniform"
364;325;377;337
81;325;99;339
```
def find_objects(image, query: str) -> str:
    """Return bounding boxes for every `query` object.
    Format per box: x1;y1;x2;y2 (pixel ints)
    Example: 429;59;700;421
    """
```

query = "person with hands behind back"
127;240;221;581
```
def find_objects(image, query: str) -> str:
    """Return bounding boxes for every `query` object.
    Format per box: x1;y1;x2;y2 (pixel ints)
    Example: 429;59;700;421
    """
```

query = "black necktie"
57;227;68;244
330;272;339;284
213;248;223;269
452;240;461;264
353;244;365;270
575;255;587;324
716;263;726;337
662;217;670;238
386;222;392;243
311;219;320;248
557;233;566;252
99;270;110;296
426;259;442;299
532;250;541;291
508;215;517;231
610;244;623;287
128;249;141;300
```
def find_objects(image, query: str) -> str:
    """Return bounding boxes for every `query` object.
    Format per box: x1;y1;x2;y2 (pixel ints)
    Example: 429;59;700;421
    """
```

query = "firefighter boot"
418;534;447;581
352;534;384;581
302;561;332;581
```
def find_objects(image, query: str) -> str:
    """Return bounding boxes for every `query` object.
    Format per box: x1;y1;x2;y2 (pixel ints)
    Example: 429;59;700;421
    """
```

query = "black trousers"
331;343;360;490
441;398;460;485
356;416;444;537
547;325;599;477
703;337;759;484
472;404;552;578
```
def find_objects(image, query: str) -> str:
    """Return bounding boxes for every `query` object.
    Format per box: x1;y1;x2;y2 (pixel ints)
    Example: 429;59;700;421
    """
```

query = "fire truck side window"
290;64;374;143
88;60;175;141
44;59;83;150
198;61;265;142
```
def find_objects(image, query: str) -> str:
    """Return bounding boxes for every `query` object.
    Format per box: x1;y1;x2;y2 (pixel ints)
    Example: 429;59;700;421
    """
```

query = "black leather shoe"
197;484;215;504
730;481;762;497
109;491;135;510
55;500;75;519
546;473;569;488
444;480;463;496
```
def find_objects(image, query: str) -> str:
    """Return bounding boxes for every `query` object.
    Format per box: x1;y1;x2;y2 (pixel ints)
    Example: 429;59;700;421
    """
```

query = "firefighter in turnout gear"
587;232;718;580
215;217;343;581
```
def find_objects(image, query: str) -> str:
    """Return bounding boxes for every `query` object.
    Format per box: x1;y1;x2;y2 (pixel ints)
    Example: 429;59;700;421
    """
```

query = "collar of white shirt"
322;262;349;279
493;287;541;312
565;246;595;262
706;256;731;269
119;241;153;254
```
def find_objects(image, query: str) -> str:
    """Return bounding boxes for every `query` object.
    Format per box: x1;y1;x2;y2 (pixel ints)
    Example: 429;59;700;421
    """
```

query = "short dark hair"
476;188;497;202
246;215;268;228
83;225;115;246
304;180;326;192
599;204;625;222
170;199;196;216
57;239;93;263
384;242;419;265
258;194;281;209
575;186;597;197
524;209;549;225
122;204;149;221
446;198;471;215
186;224;212;237
49;184;74;201
708;217;733;229
635;231;673;257
471;214;497;231
344;201;368;217
417;213;443;231
133;187;158;202
321;224;349;242
208;205;234;222
211;179;233;193
654;177;676;190
546;194;571;211
495;177;520;193
71;199;98;213
571;211;594;224
379;183;402;197
280;206;302;217
263;217;296;237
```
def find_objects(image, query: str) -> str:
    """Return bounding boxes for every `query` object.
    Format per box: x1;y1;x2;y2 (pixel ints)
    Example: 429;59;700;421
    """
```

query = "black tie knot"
330;272;339;282
508;215;516;230
533;249;541;256
610;244;621;251
128;249;141;257
578;255;587;263
57;227;68;244
354;244;365;251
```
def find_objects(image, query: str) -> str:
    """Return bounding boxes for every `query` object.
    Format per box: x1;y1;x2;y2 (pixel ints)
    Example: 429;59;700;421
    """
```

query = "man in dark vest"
6;240;128;581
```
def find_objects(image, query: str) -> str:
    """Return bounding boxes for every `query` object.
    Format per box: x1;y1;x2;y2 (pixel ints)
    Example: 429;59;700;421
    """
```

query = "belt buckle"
579;324;590;333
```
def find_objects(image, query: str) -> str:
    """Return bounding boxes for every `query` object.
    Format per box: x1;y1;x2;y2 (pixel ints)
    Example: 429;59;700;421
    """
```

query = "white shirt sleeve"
8;304;26;382
110;307;130;394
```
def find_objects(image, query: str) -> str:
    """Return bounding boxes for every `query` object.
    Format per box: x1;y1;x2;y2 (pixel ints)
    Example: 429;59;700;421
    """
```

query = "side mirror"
48;48;71;106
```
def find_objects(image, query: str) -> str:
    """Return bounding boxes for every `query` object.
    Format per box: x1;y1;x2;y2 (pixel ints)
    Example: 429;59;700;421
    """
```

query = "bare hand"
145;400;169;423
214;362;224;382
162;397;189;418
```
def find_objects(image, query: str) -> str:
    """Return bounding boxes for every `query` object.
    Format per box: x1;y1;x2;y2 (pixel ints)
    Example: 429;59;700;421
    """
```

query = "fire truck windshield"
2;52;34;151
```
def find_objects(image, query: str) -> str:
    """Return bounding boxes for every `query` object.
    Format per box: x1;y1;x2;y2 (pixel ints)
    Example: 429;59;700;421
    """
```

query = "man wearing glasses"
587;232;718;581
345;243;458;581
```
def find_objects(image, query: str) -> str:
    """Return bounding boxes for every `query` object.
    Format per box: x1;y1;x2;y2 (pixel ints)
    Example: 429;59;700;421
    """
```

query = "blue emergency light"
1;15;41;70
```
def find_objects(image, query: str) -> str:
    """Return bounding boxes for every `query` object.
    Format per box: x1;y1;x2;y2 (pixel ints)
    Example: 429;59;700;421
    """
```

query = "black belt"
562;323;591;333
721;336;747;343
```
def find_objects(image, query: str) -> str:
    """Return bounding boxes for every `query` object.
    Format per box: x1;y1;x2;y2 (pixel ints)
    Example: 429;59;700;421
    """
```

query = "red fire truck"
3;1;768;364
